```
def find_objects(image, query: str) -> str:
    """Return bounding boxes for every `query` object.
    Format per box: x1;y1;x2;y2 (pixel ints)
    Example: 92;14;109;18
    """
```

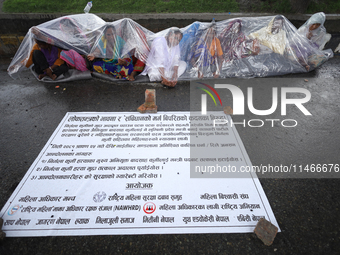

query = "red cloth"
132;56;145;73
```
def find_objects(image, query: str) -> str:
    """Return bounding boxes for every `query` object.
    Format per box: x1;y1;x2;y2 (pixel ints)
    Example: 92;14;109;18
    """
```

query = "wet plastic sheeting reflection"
8;13;333;81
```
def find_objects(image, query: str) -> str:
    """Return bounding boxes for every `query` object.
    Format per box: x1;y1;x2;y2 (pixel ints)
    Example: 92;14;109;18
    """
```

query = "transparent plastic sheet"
8;14;333;82
88;18;153;81
141;27;186;86
298;12;332;51
180;15;333;79
29;66;92;83
7;14;106;80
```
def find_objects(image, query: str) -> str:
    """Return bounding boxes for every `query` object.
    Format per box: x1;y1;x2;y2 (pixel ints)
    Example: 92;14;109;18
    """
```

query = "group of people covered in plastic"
7;12;333;86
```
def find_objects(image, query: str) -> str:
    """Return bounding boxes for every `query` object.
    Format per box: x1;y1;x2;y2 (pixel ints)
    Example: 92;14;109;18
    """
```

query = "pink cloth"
60;50;88;71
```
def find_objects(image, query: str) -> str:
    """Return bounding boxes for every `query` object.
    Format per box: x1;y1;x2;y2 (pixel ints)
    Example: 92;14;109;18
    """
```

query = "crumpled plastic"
298;12;332;51
8;13;333;81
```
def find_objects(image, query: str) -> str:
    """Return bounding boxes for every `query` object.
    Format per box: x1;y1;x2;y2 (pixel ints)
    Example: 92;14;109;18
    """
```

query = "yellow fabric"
93;65;104;73
249;17;286;55
25;43;64;68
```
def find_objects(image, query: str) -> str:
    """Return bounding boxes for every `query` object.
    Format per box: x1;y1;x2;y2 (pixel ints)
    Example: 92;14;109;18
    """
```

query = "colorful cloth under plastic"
132;56;145;73
219;19;259;62
188;37;222;74
180;22;200;62
40;46;59;67
92;58;134;80
7;14;334;81
60;50;88;71
97;34;125;60
249;16;287;55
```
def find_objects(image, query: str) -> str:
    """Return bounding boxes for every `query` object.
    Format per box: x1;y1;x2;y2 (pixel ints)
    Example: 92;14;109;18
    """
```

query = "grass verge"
3;0;340;14
2;0;239;13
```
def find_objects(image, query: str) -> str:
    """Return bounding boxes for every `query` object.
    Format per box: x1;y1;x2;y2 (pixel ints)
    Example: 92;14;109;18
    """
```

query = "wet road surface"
0;53;340;254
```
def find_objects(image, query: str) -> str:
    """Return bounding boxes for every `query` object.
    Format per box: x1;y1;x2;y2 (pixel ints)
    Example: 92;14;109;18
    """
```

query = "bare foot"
38;74;46;80
45;69;57;80
45;68;52;78
128;74;135;81
161;78;176;87
169;81;176;87
161;78;171;86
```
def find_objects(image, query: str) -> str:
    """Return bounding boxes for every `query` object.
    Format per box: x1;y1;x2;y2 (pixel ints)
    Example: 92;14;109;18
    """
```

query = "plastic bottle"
84;1;92;14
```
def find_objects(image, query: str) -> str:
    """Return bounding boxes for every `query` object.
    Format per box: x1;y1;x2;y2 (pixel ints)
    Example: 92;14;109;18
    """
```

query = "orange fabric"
26;44;64;68
25;44;39;68
209;38;223;57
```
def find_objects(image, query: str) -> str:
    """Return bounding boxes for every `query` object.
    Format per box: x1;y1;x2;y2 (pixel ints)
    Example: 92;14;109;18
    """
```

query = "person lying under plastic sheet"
187;22;223;78
7;13;334;82
298;12;331;51
26;39;69;80
219;19;260;62
247;15;311;71
221;15;332;77
141;28;187;87
249;16;287;55
87;25;134;80
179;22;200;63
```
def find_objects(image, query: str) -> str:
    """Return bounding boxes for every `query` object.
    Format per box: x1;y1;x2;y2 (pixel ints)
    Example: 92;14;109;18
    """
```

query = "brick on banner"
254;218;278;246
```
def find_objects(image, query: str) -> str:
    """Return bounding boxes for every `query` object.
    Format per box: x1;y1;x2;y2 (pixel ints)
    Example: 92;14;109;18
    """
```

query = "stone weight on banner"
137;89;158;113
254;218;278;246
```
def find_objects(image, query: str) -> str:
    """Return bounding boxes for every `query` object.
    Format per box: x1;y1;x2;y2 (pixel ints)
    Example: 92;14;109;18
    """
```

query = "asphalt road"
0;51;340;254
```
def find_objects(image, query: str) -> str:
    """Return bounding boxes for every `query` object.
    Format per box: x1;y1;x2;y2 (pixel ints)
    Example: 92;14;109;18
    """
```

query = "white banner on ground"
1;112;279;237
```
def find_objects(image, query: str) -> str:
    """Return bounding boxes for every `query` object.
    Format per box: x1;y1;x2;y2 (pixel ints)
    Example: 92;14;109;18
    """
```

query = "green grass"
2;0;239;13
3;0;339;14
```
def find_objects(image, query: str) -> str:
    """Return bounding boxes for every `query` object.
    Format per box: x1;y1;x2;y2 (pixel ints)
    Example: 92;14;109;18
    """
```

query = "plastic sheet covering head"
141;27;186;87
297;12;332;50
8;13;333;81
7;14;106;79
89;18;152;62
7;15;153;80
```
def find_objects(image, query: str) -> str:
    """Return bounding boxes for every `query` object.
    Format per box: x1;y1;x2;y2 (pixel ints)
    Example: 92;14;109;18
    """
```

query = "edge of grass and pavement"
0;0;340;56
0;12;340;56
1;0;340;14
